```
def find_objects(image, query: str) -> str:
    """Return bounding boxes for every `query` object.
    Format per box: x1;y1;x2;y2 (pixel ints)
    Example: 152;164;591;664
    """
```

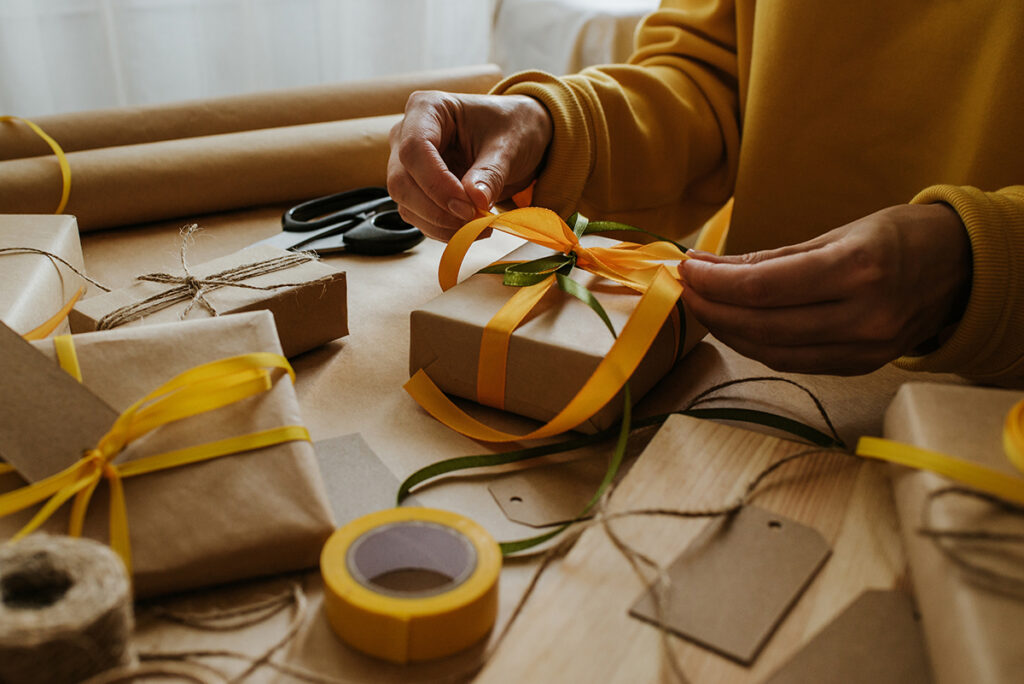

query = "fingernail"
686;249;715;260
473;182;492;206
448;199;476;221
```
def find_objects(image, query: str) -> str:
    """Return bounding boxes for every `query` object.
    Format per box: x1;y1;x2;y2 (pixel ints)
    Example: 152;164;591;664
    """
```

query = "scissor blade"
250;221;352;252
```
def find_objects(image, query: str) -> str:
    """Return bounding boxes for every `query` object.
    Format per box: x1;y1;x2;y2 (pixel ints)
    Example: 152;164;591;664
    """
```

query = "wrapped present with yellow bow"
407;205;728;436
0;310;335;597
0;214;90;340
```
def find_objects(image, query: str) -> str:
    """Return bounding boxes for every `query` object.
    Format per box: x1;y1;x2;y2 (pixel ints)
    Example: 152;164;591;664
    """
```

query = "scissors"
254;186;424;256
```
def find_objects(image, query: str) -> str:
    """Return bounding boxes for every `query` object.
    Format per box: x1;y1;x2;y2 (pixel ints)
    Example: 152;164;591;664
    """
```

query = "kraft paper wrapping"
0;64;502;160
409;236;707;433
885;383;1024;684
0;116;398;231
70;244;348;358
0;214;86;336
0;64;503;231
0;311;336;598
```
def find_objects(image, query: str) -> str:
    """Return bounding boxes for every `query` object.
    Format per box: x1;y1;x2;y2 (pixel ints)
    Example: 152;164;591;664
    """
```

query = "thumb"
462;149;510;213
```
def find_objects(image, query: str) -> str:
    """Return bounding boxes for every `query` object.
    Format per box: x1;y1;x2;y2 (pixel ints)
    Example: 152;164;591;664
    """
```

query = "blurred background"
0;0;658;116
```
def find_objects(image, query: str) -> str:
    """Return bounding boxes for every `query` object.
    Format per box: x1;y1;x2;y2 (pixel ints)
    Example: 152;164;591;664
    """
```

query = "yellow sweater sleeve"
899;185;1024;385
490;0;739;234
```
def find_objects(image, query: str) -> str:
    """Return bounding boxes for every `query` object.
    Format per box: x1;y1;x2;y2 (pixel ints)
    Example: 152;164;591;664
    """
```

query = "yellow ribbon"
21;286;86;341
856;398;1024;506
0;348;310;572
0;115;71;214
405;205;710;442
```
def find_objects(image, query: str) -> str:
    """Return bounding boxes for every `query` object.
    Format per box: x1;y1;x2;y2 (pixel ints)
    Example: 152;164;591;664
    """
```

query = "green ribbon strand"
405;211;837;555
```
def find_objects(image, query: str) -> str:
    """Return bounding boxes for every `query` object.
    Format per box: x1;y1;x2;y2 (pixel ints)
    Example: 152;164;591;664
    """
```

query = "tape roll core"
321;507;501;664
347;520;477;598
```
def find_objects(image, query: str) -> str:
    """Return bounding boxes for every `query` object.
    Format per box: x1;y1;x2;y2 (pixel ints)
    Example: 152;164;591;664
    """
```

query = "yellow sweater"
494;0;1024;385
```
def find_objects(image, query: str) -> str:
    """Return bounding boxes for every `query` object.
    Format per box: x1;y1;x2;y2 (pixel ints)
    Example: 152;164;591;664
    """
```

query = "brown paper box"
0;214;86;337
884;382;1024;684
0;311;336;597
70;243;347;358
409;236;706;432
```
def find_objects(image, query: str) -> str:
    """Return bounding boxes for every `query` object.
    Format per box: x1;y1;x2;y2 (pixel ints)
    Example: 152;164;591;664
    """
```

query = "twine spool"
0;535;135;684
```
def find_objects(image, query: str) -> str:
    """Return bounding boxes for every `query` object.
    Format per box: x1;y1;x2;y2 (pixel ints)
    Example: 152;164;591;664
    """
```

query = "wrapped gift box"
0;214;86;337
884;382;1024;684
409;236;706;433
0;311;336;597
70;243;348;357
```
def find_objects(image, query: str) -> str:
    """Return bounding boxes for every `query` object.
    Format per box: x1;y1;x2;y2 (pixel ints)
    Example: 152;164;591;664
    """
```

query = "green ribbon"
402;212;842;555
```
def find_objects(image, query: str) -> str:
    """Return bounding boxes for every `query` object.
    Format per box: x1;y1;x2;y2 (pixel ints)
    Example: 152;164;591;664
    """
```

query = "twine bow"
96;225;328;330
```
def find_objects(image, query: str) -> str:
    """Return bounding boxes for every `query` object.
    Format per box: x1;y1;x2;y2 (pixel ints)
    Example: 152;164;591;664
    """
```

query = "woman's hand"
387;91;553;241
679;203;973;375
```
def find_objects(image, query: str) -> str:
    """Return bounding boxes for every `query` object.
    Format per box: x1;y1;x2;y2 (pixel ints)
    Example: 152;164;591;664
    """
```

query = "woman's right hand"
386;91;553;241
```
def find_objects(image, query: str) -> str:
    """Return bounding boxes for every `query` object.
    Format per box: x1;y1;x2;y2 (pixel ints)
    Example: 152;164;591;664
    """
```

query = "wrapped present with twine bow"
70;225;348;357
1;214;93;340
0;310;335;597
407;204;729;436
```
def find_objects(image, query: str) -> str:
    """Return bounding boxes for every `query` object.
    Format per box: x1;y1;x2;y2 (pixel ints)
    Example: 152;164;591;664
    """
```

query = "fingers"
680;279;911;347
387;92;476;240
680;246;854;307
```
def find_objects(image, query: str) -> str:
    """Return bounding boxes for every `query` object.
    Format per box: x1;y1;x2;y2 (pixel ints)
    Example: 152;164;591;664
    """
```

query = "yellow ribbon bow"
0;349;310;572
404;203;730;443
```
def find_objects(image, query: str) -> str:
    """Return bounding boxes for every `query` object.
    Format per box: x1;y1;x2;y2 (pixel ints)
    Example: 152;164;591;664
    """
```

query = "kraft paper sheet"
0;64;502;160
0;65;503;231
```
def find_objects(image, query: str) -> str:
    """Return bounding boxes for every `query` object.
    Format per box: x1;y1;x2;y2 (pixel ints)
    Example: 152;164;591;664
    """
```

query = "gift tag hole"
510;496;523;503
768;520;783;530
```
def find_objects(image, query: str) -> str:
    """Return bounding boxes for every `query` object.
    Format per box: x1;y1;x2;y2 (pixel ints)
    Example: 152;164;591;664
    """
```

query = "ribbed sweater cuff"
896;185;1024;382
490;71;593;218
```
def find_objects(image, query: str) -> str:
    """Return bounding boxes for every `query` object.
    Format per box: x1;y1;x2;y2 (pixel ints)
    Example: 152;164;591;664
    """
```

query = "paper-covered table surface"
63;200;961;683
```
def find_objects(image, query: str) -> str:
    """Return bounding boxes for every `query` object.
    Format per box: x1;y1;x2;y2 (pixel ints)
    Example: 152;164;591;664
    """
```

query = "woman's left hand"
678;203;972;375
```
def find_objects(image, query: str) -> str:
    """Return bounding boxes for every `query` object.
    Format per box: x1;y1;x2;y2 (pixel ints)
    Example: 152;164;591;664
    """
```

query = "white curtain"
0;0;496;117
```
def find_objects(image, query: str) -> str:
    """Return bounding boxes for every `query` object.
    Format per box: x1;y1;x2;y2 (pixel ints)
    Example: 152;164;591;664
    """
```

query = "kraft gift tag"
629;505;830;665
763;590;932;684
314;433;418;525
0;322;118;482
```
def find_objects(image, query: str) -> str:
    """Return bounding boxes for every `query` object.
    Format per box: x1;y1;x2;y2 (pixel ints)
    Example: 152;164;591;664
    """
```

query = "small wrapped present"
70;241;348;357
866;383;1024;684
0;311;336;597
0;214;87;338
408;208;707;434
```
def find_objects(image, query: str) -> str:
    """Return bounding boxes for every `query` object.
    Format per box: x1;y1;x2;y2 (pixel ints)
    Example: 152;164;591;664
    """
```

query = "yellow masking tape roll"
320;507;502;664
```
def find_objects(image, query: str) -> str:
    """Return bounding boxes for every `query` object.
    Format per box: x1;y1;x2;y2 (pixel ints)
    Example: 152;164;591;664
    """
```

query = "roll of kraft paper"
0;534;134;684
0;64;502;160
321;507;502;664
0;114;399;231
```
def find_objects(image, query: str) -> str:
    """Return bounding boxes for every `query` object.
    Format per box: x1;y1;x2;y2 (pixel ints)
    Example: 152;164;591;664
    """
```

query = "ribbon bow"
405;206;698;443
0;350;310;572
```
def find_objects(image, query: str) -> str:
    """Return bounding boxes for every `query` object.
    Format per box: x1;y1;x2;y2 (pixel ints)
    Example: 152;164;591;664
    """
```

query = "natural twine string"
0;247;111;293
0;535;134;684
916;485;1024;595
95;224;331;330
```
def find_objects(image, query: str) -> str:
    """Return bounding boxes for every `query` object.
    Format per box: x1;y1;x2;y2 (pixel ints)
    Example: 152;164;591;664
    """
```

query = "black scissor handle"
343;209;425;256
283;186;392;232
